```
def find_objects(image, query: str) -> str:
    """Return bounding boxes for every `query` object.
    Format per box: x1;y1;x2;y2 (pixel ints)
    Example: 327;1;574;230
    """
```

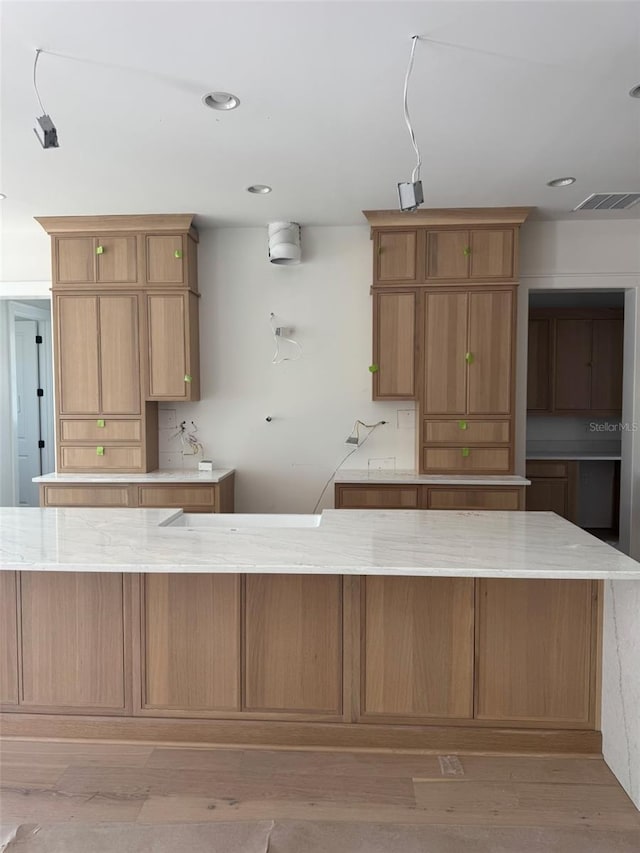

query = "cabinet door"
425;231;470;281
41;485;133;507
467;290;514;415
244;575;342;714
55;295;101;415
423;291;468;414
335;485;419;509
54;237;95;283
476;579;595;725
146;235;186;284
427;487;522;510
20;572;127;711
525;478;569;518
362;577;474;719
141;574;240;712
375;231;417;283
373;291;416;399
0;571;19;705
591;318;624;412
527;318;551;412
146;292;199;400
99;295;141;414
554;319;592;411
96;236;138;283
469;229;514;280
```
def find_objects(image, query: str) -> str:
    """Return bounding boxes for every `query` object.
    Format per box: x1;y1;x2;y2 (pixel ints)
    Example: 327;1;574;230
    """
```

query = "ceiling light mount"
397;35;423;212
33;49;59;149
629;84;640;99
202;91;240;111
247;184;272;194
547;177;576;187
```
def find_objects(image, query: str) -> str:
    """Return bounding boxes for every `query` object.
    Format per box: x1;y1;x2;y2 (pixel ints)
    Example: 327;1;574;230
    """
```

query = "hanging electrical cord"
270;313;302;364
403;35;422;184
32;49;59;148
312;420;387;514
397;36;423;211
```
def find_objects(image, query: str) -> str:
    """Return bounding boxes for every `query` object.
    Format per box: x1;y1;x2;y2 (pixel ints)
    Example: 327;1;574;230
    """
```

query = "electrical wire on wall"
33;49;59;148
270;313;302;364
403;35;422;185
312;420;387;513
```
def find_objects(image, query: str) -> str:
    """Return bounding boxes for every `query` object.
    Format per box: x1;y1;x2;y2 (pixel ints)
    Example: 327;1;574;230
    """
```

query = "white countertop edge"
334;470;530;486
33;469;235;484
526;454;622;461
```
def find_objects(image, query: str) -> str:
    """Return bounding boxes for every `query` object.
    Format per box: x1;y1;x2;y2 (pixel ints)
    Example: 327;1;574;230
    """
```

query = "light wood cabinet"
422;446;511;474
361;577;474;719
19;572;128;712
54;235;139;285
525;459;577;521
145;291;200;401
39;475;235;513
374;231;418;283
426;228;515;283
426;487;523;510
55;237;96;283
528;309;623;415
334;483;525;511
0;572;19;706
335;485;420;509
244;575;342;715
145;233;198;289
139;574;240;713
475;579;597;725
372;291;417;399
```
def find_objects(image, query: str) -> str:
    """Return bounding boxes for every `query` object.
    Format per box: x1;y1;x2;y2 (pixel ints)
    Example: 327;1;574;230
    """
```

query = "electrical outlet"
159;408;177;429
275;326;294;337
367;457;396;471
345;436;359;445
160;452;181;468
396;409;415;429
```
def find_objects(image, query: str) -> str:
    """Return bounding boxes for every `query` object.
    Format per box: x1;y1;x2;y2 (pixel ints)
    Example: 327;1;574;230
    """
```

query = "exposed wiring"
270;313;302;364
171;420;204;457
33;49;46;115
403;36;422;183
312;420;387;514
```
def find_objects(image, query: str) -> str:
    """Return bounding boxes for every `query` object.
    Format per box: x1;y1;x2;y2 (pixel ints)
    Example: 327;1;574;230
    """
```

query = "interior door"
15;319;42;506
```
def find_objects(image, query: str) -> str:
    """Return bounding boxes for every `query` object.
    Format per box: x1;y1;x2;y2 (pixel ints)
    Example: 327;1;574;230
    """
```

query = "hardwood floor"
1;739;639;851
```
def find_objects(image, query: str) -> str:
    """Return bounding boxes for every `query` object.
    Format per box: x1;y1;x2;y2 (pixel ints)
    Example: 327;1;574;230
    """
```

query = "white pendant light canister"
268;222;301;265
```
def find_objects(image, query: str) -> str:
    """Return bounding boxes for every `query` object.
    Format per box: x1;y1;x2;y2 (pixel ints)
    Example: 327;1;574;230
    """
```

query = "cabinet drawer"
42;485;132;507
60;419;142;442
422;447;511;474
138;485;216;510
427;488;522;511
59;445;143;472
336;486;419;509
424;420;510;444
525;460;569;478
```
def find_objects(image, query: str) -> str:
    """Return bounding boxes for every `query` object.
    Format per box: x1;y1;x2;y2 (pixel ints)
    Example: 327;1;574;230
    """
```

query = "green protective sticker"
96;446;105;456
96;419;105;428
458;420;467;430
174;249;183;259
461;447;470;458
96;245;104;255
368;364;379;373
184;374;192;383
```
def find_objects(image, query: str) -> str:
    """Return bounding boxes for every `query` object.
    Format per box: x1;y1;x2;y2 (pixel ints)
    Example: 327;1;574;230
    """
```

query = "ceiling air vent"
573;192;640;211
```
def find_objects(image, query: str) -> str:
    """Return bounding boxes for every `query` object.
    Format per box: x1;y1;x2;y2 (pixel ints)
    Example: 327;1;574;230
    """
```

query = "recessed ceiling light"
0;193;6;200
547;177;576;187
202;92;240;111
629;84;640;99
247;185;272;194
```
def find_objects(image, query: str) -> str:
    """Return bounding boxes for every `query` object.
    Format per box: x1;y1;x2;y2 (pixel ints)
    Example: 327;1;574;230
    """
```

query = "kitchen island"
0;508;638;809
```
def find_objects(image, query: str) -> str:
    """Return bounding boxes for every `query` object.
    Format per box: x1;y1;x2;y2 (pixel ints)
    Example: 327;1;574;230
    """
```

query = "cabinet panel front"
244;575;342;714
554;319;592;411
42;485;132;507
0;571;19;705
423;446;510;474
423;291;468;414
336;486;419;509
99;295;141;414
527;318;551;412
146;235;185;284
591;318;624;412
425;231;470;280
96;236;138;283
147;294;188;398
20;572;126;710
55;295;100;415
424;419;510;444
60;419;142;442
469;229;514;280
467;290;513;415
138;485;216;509
476;579;595;724
374;291;416;398
427;488;521;510
525;479;569;517
59;445;143;471
55;237;95;283
376;231;417;282
362;577;474;719
142;574;240;711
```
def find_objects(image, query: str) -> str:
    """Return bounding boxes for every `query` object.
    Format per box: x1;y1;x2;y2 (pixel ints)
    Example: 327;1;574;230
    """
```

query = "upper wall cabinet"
55;235;138;285
527;308;624;416
374;231;418;283
372;290;417;400
426;228;515;283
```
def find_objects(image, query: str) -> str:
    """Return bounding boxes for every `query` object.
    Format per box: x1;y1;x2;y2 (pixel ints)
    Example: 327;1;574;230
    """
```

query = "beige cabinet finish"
426;487;523;510
96;236;138;283
244;575;342;714
140;574;240;712
146;235;186;284
335;483;525;511
467;290;513;415
374;230;418;283
335;485;420;509
55;295;101;415
361;577;474;719
0;572;19;705
525;460;577;522
98;295;142;414
55;237;96;283
423;291;468;414
19;572;127;712
60;419;142;442
372;291;416;399
146;291;200;401
476;579;596;725
42;485;134;507
424;420;510;444
422;446;511;474
426;229;515;283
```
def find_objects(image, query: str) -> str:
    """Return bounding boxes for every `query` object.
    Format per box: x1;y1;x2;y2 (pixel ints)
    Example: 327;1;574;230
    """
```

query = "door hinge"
35;334;43;344
38;440;45;449
37;388;44;397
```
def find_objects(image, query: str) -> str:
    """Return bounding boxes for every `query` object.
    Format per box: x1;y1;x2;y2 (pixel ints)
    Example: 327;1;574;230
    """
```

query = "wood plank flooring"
1;739;639;852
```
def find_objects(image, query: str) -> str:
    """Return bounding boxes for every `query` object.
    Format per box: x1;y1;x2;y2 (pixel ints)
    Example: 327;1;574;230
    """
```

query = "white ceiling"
1;0;640;233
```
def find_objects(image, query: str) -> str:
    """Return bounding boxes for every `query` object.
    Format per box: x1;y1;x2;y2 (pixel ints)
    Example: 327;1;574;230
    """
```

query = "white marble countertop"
526;452;622;461
1;508;638;579
334;469;530;486
33;469;235;484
